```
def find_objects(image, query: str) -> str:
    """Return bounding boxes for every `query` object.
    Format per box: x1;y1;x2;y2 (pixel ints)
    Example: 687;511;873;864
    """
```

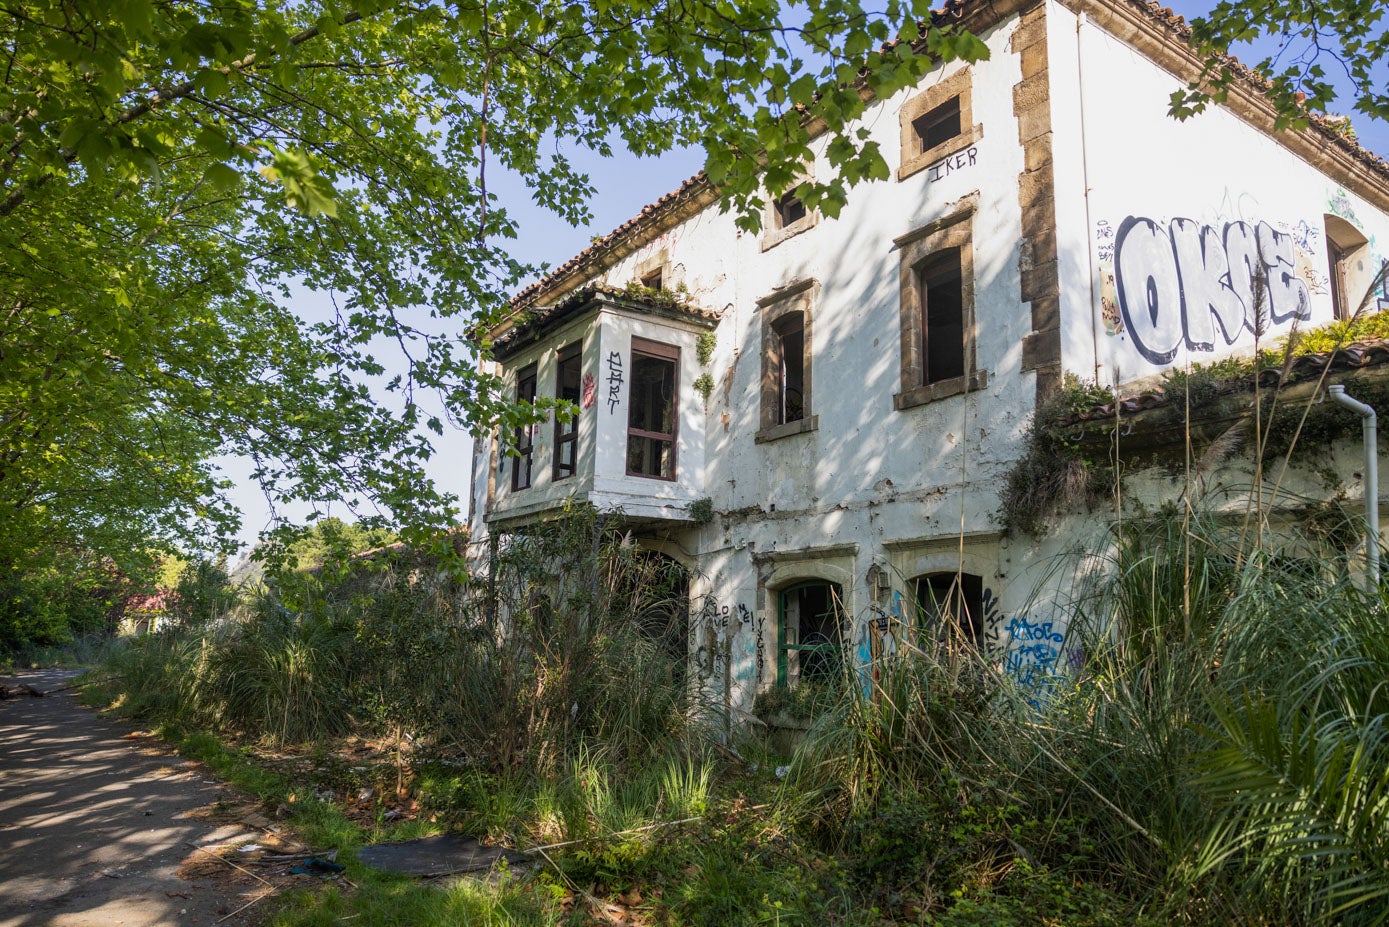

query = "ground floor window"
914;571;983;645
777;580;845;687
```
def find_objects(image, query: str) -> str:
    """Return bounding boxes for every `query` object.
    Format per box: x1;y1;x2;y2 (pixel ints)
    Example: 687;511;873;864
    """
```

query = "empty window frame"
914;571;984;645
894;202;980;410
511;363;537;491
1325;214;1371;321
912;95;962;155
553;343;581;480
898;67;980;182
757;281;817;441
761;177;818;250
773;313;806;424
626;337;678;480
773;191;807;229
635;250;670;292
777;580;846;688
920;248;966;385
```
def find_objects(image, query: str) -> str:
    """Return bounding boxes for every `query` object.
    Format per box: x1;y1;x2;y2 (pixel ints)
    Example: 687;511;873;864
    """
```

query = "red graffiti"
581;372;596;409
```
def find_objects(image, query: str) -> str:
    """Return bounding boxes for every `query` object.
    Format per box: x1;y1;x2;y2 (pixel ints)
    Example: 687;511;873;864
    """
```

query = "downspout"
1328;384;1380;590
1075;12;1102;385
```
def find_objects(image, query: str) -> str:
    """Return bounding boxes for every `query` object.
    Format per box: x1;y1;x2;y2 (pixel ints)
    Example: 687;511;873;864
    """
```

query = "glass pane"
626;435;674;479
557;351;581;436
628;354;675;436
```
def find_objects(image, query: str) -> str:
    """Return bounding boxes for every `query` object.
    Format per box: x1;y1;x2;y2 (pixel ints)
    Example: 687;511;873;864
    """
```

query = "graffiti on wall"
581;373;596;409
980;586;1004;653
1002;617;1066;708
926;146;978;183
605;351;624;414
755;608;766;684
1328;188;1389;306
1099;216;1313;365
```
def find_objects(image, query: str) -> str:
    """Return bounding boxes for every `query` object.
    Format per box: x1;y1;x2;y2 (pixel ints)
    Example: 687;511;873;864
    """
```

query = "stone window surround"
633;249;670;290
893;196;987;411
752;545;858;692
760;171;820;252
756;278;819;443
898;66;983;183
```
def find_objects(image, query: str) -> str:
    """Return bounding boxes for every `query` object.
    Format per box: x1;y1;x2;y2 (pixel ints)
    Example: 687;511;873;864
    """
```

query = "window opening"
626;339;678;479
1330;238;1350;321
1325;215;1370;321
512;364;537;491
553;344;581;480
915;571;983;645
773;312;805;424
920;248;965;385
773;191;807;229
640;268;664;291
912;95;961;155
777;580;845;687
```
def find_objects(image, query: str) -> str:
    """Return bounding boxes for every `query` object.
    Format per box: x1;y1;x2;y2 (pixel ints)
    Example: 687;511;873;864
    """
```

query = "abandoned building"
467;0;1389;713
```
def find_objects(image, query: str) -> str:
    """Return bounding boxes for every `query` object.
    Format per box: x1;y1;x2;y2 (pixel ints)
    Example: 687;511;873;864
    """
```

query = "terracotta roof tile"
1064;339;1389;424
493;284;720;359
506;0;1388;323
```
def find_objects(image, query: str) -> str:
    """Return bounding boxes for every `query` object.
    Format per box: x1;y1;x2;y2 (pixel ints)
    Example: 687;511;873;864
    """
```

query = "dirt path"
0;668;267;927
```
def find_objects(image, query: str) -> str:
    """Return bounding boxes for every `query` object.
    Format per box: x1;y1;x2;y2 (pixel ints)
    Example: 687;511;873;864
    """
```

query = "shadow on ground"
0;668;265;926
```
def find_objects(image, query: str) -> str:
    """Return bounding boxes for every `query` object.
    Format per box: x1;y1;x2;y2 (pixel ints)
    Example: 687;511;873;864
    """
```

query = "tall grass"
776;512;1389;924
98;507;700;769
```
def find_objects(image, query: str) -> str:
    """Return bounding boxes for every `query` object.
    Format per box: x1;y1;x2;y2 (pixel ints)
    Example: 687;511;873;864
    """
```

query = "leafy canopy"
0;0;987;593
1172;0;1388;131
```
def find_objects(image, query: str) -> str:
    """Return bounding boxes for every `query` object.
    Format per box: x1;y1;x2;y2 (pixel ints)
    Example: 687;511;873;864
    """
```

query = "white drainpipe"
1328;384;1380;589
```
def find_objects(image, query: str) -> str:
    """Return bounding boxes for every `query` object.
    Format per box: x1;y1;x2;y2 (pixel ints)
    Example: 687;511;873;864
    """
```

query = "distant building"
469;0;1389;712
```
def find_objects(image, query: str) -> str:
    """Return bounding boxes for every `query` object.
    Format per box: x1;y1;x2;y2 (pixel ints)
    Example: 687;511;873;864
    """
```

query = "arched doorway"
627;550;690;687
777;580;846;688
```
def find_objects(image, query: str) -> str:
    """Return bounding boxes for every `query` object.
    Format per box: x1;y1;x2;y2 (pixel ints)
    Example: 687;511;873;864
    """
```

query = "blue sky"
220;2;1389;556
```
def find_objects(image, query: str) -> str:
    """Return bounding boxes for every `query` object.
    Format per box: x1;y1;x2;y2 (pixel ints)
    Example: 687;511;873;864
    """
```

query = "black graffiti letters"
1114;217;1311;365
926;146;978;183
605;351;624;414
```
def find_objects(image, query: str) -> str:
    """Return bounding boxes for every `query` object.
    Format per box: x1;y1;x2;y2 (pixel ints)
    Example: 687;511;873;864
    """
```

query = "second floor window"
553;343;581;480
920;248;966;385
512;363;537;491
626;338;678;480
773;311;806;423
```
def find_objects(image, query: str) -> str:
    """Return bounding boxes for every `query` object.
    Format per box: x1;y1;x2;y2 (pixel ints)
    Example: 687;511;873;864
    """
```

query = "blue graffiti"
1003;618;1065;708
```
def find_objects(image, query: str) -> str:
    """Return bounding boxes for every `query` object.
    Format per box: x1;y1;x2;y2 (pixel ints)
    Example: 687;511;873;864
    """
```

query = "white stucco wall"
469;0;1389;716
1047;0;1389;388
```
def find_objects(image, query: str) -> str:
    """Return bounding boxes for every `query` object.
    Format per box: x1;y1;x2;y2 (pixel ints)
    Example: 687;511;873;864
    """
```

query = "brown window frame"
552;342;582;481
757;280;818;442
625;336;680;481
898;67;981;182
1325;214;1371;322
894;200;986;411
511;363;538;491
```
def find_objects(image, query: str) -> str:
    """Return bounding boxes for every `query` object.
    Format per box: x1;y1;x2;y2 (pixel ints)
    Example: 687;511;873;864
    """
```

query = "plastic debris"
356;834;530;877
290;856;346;878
